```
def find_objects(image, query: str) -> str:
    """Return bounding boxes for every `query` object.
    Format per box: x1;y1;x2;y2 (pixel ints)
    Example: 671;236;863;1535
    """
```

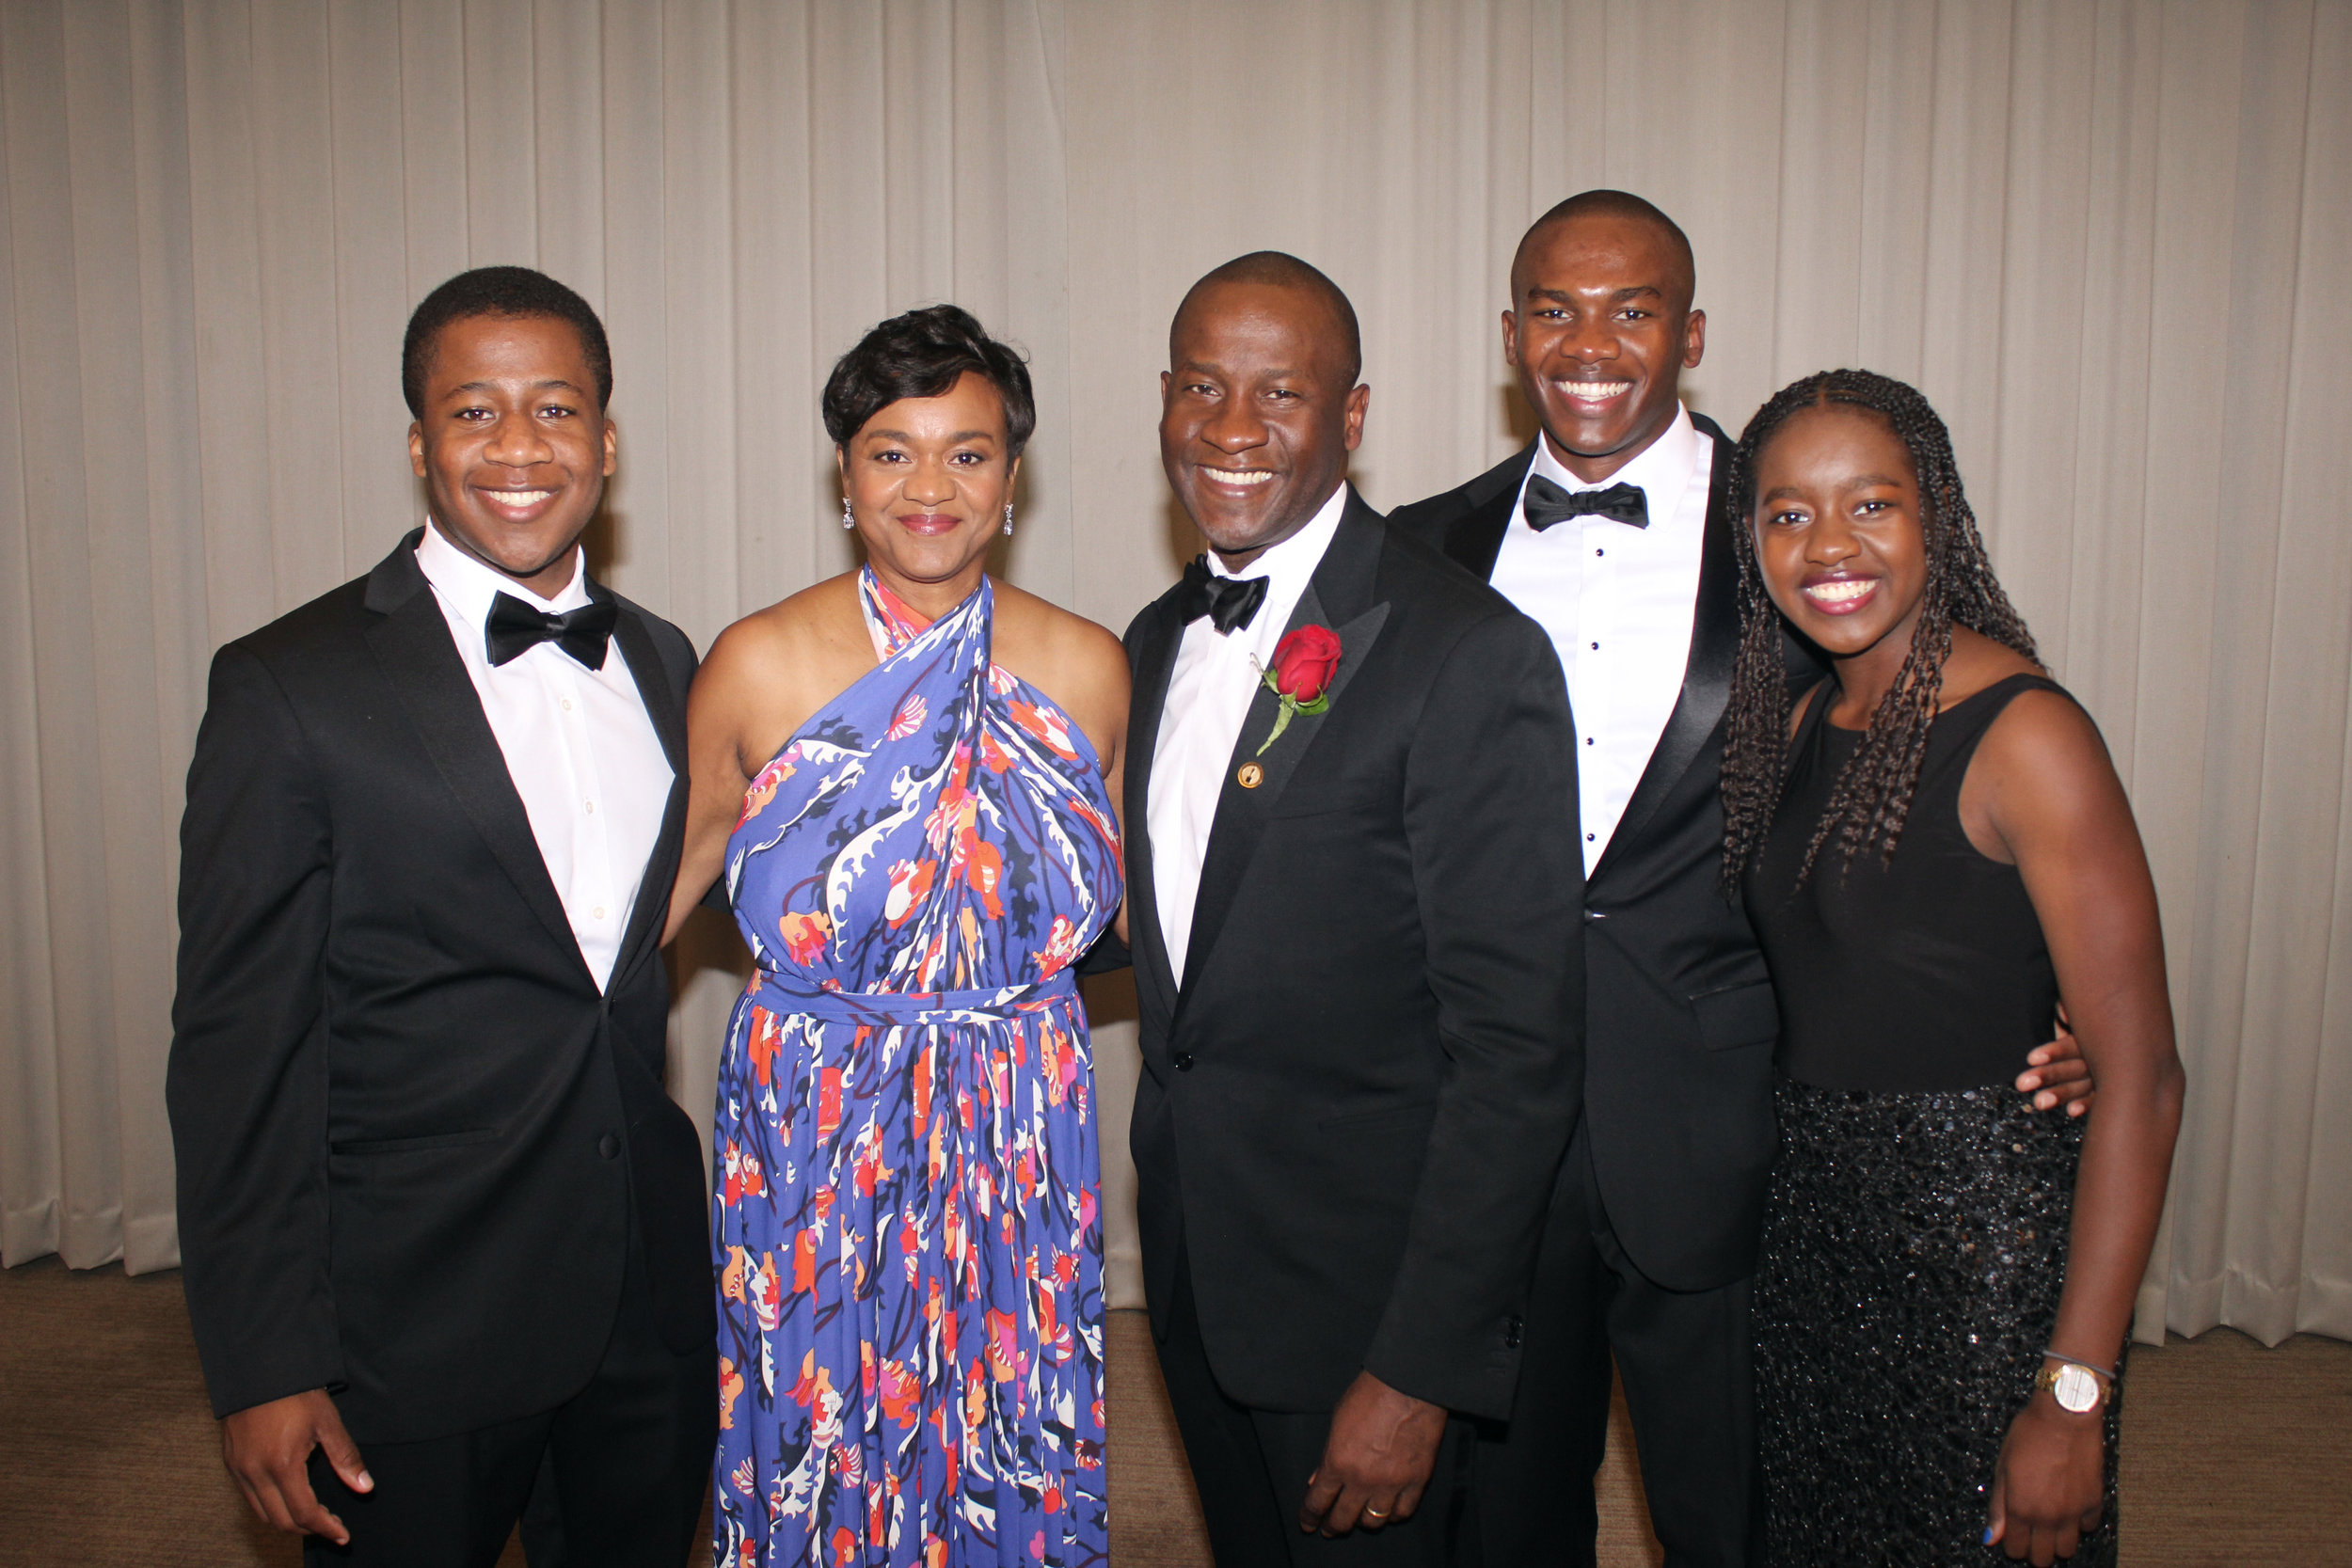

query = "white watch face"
2053;1362;2102;1413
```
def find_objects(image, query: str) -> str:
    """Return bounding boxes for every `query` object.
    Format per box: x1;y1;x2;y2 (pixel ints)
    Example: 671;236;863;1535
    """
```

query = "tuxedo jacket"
167;532;714;1444
1391;417;1806;1293
1121;491;1585;1420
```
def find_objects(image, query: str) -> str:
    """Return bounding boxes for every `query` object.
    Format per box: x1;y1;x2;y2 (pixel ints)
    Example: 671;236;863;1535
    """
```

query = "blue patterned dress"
712;571;1120;1568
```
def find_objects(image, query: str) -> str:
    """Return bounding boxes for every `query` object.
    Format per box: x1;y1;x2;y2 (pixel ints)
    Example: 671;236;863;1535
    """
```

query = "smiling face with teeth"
408;312;615;599
1160;278;1369;568
1503;207;1704;485
1751;402;1932;683
837;369;1019;610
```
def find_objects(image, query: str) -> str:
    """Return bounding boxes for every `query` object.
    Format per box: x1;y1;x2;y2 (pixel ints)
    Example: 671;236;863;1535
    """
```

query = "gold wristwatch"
2033;1356;2109;1414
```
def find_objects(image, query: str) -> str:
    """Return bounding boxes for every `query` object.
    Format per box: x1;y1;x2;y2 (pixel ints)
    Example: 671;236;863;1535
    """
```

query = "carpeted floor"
2;1257;2345;1565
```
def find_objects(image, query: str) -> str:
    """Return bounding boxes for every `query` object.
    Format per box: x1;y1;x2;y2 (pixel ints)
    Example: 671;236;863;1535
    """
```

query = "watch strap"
2041;1347;2118;1380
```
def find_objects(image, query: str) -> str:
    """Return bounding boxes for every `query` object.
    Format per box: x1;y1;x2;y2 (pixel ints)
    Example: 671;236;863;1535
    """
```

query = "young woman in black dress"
1721;371;2185;1566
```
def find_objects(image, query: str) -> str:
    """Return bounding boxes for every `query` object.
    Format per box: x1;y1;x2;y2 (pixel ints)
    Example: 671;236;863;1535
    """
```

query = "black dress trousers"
1472;1123;1759;1568
1154;1254;1482;1568
303;1224;715;1568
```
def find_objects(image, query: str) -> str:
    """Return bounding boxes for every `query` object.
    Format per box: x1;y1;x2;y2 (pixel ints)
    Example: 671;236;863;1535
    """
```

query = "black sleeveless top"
1744;673;2074;1093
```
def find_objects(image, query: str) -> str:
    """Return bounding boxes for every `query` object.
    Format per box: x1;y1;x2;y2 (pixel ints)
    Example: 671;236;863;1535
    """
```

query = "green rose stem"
1256;679;1330;755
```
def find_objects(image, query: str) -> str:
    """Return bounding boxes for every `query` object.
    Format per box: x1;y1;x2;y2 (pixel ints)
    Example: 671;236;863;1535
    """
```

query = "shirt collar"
1526;402;1700;513
1205;480;1348;591
415;518;593;627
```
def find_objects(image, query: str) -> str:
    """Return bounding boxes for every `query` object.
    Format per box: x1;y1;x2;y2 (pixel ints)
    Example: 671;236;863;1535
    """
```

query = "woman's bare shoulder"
706;575;859;667
991;579;1131;702
1938;626;2046;708
1977;682;2107;777
696;574;869;720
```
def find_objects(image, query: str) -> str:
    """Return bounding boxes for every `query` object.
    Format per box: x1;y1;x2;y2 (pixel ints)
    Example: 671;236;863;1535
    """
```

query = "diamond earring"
1002;503;1014;537
840;496;854;531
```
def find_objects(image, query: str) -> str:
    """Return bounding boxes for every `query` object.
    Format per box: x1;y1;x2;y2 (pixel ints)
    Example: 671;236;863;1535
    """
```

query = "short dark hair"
1174;251;1362;385
821;305;1036;457
1516;190;1696;308
402;266;612;418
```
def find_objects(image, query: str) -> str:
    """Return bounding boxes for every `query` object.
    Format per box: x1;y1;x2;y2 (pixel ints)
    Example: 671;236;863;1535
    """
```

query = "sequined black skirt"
1756;1076;2121;1567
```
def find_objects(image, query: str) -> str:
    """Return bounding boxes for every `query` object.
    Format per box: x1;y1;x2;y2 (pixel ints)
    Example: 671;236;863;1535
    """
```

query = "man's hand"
1297;1370;1449;1537
221;1388;371;1544
2016;1003;2096;1116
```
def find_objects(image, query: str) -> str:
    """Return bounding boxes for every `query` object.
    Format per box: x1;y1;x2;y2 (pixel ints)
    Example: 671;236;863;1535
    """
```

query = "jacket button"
1174;1053;1196;1072
597;1133;621;1160
1583;908;1606;923
1504;1315;1524;1349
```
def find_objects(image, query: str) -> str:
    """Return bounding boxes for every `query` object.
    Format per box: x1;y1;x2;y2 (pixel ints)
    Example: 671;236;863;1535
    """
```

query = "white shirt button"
583;799;596;814
593;905;607;920
562;697;575;712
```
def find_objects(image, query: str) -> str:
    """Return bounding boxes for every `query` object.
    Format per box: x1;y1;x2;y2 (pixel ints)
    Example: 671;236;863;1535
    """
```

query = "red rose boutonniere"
1255;625;1343;755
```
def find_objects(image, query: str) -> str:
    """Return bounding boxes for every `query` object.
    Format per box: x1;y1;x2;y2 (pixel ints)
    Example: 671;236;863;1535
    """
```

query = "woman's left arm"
1971;689;2186;1564
1068;624;1131;946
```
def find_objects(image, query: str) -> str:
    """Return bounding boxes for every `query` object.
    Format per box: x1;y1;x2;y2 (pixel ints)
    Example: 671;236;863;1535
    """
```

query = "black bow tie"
1524;475;1649;531
1178;557;1270;635
485;593;619;670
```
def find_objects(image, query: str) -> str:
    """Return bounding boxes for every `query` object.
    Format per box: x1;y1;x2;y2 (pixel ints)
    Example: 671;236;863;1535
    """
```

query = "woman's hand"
1984;1390;2106;1564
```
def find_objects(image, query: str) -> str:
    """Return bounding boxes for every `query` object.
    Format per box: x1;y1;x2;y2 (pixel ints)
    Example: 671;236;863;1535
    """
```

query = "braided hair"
1718;370;2038;894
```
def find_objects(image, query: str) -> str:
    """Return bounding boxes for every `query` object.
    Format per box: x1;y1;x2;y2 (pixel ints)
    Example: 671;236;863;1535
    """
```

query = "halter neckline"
859;566;985;662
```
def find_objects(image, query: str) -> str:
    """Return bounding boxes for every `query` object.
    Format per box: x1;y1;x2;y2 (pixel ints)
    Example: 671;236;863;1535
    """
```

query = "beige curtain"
1;0;2344;1346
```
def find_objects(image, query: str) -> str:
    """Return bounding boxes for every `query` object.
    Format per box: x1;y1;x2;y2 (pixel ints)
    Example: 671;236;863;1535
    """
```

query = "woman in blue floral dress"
667;307;1129;1568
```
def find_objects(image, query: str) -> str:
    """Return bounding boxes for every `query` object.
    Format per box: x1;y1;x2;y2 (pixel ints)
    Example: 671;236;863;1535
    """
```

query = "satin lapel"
366;571;591;976
607;604;686;982
1123;600;1184;1014
1179;500;1389;996
1592;419;1741;882
1444;441;1534;581
607;595;685;773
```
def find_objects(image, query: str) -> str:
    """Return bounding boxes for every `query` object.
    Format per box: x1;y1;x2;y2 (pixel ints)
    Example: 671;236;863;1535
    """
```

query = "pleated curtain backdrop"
0;0;2344;1346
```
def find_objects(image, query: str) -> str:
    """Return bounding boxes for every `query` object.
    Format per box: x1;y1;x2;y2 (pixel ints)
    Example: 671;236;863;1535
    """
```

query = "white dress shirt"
1149;484;1349;980
1490;404;1710;873
414;521;673;991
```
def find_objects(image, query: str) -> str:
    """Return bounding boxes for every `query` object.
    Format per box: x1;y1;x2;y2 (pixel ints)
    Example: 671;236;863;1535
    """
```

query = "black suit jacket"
1122;491;1585;1420
1391;419;1804;1293
167;532;715;1444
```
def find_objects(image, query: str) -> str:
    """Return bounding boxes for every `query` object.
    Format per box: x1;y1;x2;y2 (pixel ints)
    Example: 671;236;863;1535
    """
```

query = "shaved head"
1171;251;1362;387
1502;189;1705;482
1513;189;1695;313
1160;250;1370;564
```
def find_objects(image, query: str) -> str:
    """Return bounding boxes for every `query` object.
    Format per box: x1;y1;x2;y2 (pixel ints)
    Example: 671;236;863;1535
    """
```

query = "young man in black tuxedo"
1388;192;2097;1567
1119;251;1585;1563
167;267;715;1566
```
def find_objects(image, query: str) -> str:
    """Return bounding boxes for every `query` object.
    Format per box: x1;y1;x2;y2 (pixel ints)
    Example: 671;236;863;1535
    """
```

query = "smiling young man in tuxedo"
1119;251;1585;1564
167;267;714;1566
1389;191;2097;1567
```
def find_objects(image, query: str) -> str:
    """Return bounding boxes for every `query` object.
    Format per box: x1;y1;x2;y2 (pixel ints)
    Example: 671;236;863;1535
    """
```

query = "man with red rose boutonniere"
1112;251;1585;1564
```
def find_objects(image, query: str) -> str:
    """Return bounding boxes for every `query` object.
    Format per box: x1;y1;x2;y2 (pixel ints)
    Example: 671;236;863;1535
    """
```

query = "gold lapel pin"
1235;763;1263;789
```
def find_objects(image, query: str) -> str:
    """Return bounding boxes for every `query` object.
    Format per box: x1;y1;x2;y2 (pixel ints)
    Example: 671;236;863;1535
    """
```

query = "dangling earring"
840;496;855;531
1002;503;1014;537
